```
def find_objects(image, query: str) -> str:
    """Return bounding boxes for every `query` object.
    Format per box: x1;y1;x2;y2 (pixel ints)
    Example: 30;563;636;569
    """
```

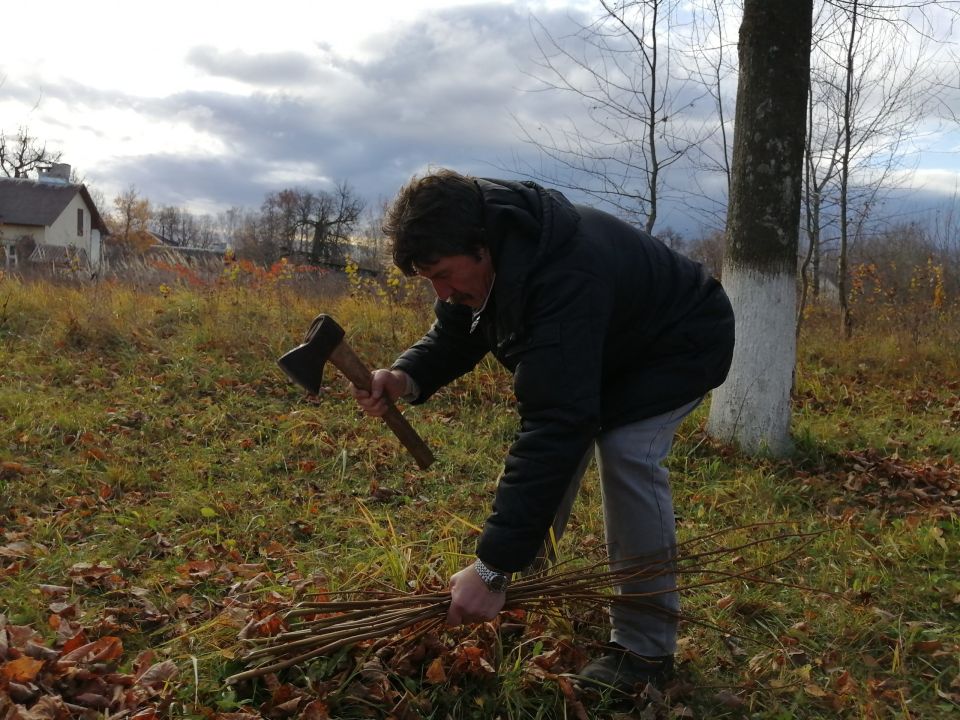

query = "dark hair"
382;168;486;275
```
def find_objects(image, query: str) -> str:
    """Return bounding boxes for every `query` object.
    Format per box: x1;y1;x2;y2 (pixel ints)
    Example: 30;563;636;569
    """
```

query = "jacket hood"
474;179;581;343
476;178;581;270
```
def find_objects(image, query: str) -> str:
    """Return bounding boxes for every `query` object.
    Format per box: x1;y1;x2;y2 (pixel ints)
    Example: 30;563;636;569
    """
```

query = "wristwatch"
474;558;510;593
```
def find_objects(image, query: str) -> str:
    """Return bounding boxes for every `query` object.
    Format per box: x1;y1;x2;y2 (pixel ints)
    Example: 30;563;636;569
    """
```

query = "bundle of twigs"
226;524;821;684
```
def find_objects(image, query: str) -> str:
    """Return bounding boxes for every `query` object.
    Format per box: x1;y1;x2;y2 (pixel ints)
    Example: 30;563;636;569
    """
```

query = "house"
0;164;109;272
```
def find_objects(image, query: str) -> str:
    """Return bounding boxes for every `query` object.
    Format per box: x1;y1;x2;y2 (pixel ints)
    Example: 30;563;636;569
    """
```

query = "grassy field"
1;271;957;719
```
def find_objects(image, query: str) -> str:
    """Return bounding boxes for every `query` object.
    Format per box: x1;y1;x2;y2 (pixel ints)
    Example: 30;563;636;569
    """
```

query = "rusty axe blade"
278;314;435;469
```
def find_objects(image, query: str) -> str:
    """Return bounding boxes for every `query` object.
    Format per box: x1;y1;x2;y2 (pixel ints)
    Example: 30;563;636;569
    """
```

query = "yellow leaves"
929;526;948;551
425;656;446;683
803;682;829;698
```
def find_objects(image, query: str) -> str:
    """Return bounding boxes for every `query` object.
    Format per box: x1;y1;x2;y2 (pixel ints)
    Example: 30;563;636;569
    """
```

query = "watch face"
488;573;509;593
475;559;508;592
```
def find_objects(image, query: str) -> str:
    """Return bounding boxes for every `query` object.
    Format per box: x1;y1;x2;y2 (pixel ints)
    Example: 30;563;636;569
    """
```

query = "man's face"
415;251;494;309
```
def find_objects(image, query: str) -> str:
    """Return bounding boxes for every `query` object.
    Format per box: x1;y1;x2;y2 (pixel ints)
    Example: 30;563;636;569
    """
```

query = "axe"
277;314;435;469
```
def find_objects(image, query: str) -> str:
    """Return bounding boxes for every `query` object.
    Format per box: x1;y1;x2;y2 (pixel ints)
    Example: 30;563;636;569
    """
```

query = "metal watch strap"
474;558;509;593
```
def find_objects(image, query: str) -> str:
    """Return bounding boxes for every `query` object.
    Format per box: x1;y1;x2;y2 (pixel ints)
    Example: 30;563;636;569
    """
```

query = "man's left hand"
446;563;506;625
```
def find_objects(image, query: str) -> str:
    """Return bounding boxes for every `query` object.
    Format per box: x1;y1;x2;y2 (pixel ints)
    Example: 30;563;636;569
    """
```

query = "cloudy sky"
2;0;958;238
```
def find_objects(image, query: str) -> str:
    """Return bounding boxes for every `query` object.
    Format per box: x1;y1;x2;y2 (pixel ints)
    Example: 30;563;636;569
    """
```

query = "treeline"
105;182;383;268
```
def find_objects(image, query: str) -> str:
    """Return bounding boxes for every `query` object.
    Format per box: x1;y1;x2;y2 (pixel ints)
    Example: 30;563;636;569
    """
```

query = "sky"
2;0;958;239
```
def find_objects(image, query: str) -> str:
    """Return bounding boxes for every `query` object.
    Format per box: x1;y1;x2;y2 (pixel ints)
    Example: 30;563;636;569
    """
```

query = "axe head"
277;314;345;394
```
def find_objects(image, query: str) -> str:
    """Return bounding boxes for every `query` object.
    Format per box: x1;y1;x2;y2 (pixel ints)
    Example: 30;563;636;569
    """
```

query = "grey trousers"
544;397;701;657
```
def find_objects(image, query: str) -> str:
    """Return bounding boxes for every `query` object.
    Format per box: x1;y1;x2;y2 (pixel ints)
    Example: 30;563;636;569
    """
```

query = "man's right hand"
351;369;409;417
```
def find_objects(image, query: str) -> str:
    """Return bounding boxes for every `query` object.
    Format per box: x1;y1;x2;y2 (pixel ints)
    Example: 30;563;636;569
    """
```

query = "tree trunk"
837;0;859;340
707;0;813;456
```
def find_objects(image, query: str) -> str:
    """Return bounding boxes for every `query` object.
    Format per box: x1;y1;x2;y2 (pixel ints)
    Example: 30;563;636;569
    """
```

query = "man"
352;169;734;693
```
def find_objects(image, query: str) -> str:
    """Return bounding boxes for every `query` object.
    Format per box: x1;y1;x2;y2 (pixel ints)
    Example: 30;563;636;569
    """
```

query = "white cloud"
1;0;957;239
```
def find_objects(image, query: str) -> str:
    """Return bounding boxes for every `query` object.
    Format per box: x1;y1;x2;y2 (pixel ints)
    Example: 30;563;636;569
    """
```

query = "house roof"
0;177;109;235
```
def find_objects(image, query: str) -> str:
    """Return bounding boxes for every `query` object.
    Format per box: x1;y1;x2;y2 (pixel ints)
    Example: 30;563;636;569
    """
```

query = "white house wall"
1;223;46;244
45;192;93;255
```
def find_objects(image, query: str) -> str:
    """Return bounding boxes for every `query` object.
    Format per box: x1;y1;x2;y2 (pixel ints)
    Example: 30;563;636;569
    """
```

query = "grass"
0;273;957;719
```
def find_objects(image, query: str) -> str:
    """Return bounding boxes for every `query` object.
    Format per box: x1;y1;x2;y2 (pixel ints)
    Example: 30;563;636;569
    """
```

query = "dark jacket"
393;179;734;572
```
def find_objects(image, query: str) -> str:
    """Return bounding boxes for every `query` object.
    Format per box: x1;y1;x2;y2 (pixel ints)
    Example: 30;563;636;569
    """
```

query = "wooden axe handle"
329;341;435;469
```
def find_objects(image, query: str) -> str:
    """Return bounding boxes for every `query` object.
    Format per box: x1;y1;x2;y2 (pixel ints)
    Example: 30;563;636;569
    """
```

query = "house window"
77;208;84;236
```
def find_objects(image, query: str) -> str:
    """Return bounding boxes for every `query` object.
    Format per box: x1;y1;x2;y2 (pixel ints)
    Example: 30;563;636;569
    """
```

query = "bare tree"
233;184;364;264
706;0;813;456
0;127;62;178
152;205;181;244
516;0;715;233
815;0;955;314
796;0;957;338
216;206;249;250
679;0;740;229
307;182;364;262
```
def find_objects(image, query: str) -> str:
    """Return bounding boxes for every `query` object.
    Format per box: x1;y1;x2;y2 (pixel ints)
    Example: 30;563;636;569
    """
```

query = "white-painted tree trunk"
706;0;812;458
707;261;796;456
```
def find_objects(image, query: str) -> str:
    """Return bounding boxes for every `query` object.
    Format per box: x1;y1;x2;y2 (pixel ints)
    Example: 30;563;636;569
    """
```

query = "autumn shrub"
848;258;954;347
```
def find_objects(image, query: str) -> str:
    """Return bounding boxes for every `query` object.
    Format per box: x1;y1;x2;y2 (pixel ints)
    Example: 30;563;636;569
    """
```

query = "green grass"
1;275;957;719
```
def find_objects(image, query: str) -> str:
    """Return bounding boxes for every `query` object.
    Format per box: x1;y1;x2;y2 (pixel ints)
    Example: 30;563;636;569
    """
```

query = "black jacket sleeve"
477;270;613;572
391;300;490;403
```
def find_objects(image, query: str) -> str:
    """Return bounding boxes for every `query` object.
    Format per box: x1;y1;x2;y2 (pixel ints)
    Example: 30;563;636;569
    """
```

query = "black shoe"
574;644;674;694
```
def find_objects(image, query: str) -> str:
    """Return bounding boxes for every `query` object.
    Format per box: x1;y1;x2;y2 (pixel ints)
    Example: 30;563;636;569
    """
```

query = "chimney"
37;163;72;184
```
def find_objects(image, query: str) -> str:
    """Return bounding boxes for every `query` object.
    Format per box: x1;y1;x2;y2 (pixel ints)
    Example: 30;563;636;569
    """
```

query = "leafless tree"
152;205;181;245
306;181;365;263
516;0;715;233
216;206;250;250
796;0;958;338
0;127;63;178
235;184;364;264
678;0;740;229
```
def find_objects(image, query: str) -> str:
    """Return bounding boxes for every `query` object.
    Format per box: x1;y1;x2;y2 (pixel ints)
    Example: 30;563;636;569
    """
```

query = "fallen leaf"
68;562;114;581
1;655;45;682
59;635;123;665
137;659;178;689
48;601;77;618
129;709;159;720
300;699;330;720
176;560;217;578
60;630;89;655
16;694;69;720
555;676;590;720
38;585;70;597
713;690;747;709
425;656;446;684
0;461;32;478
834;669;856;694
0;542;33;558
73;693;111;710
